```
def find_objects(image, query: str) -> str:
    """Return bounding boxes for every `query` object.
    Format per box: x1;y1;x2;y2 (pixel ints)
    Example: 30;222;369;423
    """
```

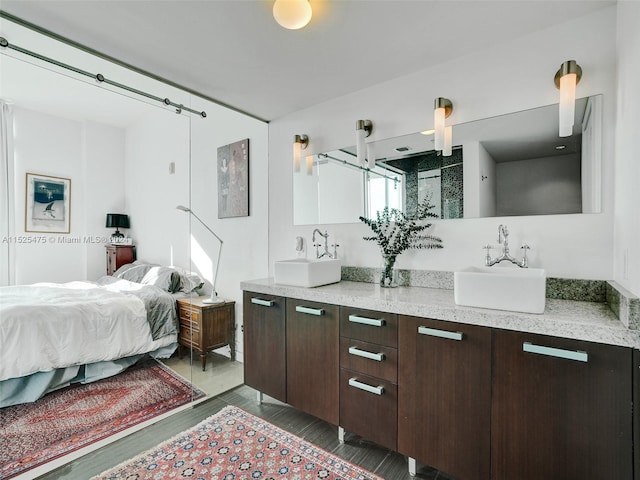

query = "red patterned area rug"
92;405;383;480
0;359;205;479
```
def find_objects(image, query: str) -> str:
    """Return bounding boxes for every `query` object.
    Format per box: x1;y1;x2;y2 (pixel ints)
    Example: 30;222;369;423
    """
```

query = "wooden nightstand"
105;244;135;275
176;296;236;371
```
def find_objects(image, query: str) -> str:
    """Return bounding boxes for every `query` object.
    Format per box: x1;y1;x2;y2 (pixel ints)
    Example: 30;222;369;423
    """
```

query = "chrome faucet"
484;224;529;268
312;228;338;259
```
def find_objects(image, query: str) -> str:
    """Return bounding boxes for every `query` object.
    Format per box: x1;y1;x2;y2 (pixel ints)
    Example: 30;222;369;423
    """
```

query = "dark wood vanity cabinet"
242;288;636;480
286;298;339;425
491;329;633;480
242;291;287;403
339;307;399;450
398;316;492;480
635;350;640;480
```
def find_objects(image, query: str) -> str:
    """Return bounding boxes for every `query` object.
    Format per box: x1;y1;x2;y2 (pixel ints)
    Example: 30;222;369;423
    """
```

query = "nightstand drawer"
179;307;201;327
340;337;397;383
179;324;201;346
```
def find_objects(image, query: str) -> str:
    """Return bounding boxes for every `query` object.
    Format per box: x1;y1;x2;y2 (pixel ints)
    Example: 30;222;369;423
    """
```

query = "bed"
0;262;204;407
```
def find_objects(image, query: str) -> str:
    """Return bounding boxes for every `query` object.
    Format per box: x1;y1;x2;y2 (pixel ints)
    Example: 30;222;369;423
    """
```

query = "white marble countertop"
241;279;640;349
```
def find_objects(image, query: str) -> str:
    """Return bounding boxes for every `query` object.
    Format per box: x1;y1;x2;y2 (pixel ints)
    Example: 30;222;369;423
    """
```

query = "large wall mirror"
294;95;602;225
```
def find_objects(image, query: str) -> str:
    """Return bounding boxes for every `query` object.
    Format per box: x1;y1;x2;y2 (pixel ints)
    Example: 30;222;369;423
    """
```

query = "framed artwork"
217;138;249;218
25;173;71;233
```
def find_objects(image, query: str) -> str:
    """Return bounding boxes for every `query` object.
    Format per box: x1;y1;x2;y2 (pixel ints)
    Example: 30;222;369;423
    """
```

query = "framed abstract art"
217;138;249;219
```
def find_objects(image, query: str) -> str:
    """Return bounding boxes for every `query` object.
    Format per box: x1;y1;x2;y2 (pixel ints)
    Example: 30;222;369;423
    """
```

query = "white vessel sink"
274;258;342;288
454;266;546;314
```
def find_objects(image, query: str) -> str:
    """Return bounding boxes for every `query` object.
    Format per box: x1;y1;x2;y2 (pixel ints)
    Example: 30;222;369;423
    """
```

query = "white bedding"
0;281;176;381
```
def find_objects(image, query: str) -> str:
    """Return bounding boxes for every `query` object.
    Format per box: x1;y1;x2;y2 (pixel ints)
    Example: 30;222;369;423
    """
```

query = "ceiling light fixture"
273;0;313;30
554;60;582;137
434;97;453;152
293;134;309;173
355;120;373;167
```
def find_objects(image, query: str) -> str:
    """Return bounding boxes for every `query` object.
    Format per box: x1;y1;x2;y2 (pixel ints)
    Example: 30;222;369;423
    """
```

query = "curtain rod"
0;35;207;118
317;153;401;185
0;10;268;123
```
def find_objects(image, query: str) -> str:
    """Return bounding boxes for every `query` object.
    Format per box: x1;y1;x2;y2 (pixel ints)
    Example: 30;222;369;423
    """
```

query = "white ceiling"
0;0;613;122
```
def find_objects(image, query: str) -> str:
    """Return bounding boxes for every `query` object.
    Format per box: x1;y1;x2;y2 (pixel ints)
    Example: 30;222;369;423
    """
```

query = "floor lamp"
176;205;224;304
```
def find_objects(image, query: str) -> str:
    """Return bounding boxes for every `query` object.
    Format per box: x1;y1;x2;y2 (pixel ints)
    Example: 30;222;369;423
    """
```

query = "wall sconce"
305;154;314;175
273;0;312;30
356;119;373;166
434;97;453;152
443;125;453;157
554;60;582;137
293;134;309;173
366;143;376;169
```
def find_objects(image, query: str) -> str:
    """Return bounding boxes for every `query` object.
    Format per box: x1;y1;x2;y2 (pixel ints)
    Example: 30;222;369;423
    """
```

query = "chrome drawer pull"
348;378;384;396
418;326;463;341
523;342;588;362
348;346;385;362
251;298;273;307
348;315;385;327
295;305;325;316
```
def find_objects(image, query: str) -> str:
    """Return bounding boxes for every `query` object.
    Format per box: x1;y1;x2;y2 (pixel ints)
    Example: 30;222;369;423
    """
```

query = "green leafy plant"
359;197;443;286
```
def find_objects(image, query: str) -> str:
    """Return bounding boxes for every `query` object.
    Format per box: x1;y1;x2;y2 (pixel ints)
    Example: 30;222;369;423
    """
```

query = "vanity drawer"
340;306;398;347
340;337;397;383
340;368;397;451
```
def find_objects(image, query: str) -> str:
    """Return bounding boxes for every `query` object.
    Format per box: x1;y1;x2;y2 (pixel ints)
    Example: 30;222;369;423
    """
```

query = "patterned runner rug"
1;359;204;479
92;405;383;480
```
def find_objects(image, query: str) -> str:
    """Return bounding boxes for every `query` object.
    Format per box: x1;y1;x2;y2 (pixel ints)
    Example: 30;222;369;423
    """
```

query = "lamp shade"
443;125;453;157
554;60;582;138
105;213;130;229
356;127;366;166
293;134;308;173
433;97;453;152
433;105;446;151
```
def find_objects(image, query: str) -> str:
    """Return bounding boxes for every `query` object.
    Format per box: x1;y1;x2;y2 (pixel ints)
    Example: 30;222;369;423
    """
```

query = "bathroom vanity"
241;279;638;480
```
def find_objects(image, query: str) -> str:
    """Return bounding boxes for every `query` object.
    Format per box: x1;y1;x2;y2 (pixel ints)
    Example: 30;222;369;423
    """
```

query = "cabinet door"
635;349;640;480
398;316;492;480
286;298;339;425
242;292;286;402
491;329;632;480
340;368;397;450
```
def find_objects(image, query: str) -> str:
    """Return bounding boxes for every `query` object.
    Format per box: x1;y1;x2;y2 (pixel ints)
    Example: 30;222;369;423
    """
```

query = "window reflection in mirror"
293;95;602;225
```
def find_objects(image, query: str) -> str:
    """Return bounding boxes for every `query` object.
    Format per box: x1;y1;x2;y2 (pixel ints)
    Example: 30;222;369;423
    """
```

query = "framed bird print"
25;173;71;233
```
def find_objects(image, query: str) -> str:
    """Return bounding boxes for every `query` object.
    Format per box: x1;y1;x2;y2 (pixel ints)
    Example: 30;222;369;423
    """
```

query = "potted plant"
359;198;443;287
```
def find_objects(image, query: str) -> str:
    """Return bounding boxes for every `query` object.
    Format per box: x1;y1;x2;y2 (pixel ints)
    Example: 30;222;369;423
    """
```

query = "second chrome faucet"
484;224;529;268
312;228;339;259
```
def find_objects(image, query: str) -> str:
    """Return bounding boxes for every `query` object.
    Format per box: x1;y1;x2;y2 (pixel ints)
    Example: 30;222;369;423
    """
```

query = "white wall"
124;109;191;268
495;154;581;216
613;1;640;296
268;6;617;280
10;107;125;284
84;121;126;280
189;100;269;361
478;143;496;218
